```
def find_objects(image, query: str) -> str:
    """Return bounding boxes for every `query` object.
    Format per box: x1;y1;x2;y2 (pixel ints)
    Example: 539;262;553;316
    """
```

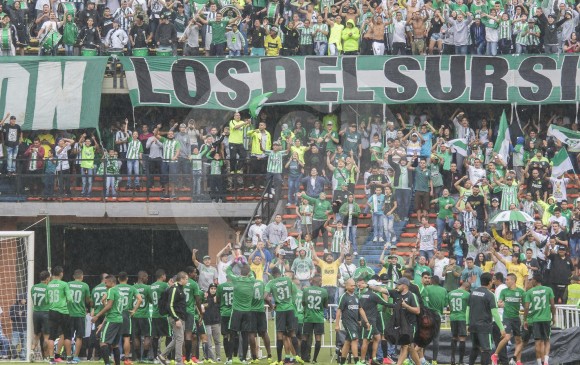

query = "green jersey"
424;284;448;316
499;287;525;319
133;283;153;319
265;276;295;312
104;286;124;323
217;282;234;317
68;280;91;317
184;279;203;317
293;284;304;323
251;281;266;312
47;279;72;314
524;285;554;323
31;283;50;312
117;283;139;313
92;283;108;316
226;266;256;312
150;280;169;318
302;286;328;323
447;289;470;321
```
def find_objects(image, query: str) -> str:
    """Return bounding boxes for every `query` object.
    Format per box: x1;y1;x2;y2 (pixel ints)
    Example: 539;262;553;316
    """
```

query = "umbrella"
489;210;535;224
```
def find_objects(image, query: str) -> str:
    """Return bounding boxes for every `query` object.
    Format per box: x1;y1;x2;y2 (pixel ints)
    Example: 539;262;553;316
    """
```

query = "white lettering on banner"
0;64;30;122
34;62;86;130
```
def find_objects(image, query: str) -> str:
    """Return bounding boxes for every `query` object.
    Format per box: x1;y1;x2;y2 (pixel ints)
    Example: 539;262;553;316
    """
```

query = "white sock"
537;359;542;365
544;355;549;364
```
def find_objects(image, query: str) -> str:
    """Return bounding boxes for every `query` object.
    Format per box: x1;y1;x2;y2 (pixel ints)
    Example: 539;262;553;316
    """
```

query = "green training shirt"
133;283;153;319
31;283;50;312
251;281;266;312
265;276;295;312
499;287;525;319
226;266;256;312
47;279;72;314
104;286;124;323
184;278;203;318
302;285;328;323
524;285;554;323
68;280;91;317
117;283;139;313
293;284;304;324
217;282;234;317
91;283;108;316
447;288;470;321
150;280;169;318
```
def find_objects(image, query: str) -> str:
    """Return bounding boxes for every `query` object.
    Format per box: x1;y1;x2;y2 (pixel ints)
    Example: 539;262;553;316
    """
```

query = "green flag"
552;148;573;177
447;139;468;156
493;110;510;160
249;92;273;119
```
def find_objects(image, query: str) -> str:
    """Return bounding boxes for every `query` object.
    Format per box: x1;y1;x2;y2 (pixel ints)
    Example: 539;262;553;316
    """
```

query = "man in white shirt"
216;243;234;284
337;253;357;298
37;12;61;55
416;217;438;261
105;19;129;49
247;215;267;246
429;249;449;283
467;158;487;185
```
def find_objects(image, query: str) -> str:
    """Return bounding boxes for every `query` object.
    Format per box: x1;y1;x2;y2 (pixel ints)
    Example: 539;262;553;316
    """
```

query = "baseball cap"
180;123;186;128
298;247;307;253
326;121;333;125
379;273;389;281
203;255;211;260
278;249;286;256
396;277;411;286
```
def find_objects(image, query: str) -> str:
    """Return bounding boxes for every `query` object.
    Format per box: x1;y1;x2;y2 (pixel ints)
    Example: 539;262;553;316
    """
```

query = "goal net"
0;231;34;362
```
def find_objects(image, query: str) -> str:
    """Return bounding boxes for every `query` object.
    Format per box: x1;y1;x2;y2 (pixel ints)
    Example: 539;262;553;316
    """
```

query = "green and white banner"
0;57;108;130
120;55;580;110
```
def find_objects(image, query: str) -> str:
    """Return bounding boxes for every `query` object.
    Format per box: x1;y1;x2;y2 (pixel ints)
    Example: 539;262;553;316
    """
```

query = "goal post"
0;231;35;362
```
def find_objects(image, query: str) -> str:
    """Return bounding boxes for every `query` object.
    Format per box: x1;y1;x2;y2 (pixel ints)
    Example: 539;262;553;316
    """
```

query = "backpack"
413;306;440;348
158;285;173;316
385;300;413;345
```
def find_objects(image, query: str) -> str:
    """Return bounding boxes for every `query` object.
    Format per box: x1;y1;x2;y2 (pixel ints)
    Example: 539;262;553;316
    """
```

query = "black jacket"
167;283;187;321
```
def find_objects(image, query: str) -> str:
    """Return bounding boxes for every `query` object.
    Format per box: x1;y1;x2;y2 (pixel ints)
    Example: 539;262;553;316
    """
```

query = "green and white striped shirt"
299;26;314;45
498;19;512;40
312;23;328;42
161;138;181;162
500;182;519;211
210;159;223;175
266;150;287;173
126;139;142;160
331;228;346;253
191;152;202;171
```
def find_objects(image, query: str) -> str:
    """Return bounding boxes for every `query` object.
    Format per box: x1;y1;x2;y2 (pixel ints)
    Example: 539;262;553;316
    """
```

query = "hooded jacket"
354;257;374;281
341;19;360;52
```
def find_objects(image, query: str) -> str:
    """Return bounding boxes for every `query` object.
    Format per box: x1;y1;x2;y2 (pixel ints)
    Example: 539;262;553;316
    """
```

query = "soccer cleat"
491;354;499;365
509;360;516;365
191;357;199;364
73;357;81;363
431;361;437;365
156;355;168;365
295;356;305;364
266;357;272;362
382;357;394;365
224;361;232;365
169;360;175;365
55;359;64;363
125;360;134;365
516;362;523;365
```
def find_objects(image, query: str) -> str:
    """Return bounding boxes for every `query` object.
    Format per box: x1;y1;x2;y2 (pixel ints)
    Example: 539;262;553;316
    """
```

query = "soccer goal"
0;231;35;362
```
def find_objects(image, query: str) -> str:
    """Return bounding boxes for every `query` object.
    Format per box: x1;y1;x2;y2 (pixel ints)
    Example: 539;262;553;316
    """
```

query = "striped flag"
493;110;511;161
552;148;573;177
447;138;468;156
548;125;580;152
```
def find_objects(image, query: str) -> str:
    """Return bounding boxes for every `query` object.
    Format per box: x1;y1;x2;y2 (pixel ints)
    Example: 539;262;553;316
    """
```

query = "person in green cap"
353;257;374;282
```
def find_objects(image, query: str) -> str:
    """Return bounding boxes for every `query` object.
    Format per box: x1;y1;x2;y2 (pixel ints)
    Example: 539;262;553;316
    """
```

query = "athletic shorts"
253;311;268;333
398;324;416;346
471;331;493;352
151;317;171;337
275;310;296;334
376;313;388;334
302;322;324;336
229;310;256;333
100;321;122;345
451;320;467;338
342;320;359;341
504;317;522;337
295;321;303;337
132;317;151;338
185;313;197;333
532;321;551;340
121;312;132;336
48;310;72;341
221;316;231;334
33;311;49;335
360;320;380;340
414;191;431;211
70;316;86;339
193;319;206;335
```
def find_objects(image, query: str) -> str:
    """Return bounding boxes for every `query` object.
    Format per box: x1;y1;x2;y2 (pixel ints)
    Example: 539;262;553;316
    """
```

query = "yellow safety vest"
567;283;580;305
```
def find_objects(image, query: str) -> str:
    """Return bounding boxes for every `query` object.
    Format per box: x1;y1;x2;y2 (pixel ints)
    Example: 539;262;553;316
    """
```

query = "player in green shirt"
117;272;142;364
132;271;153;363
423;276;448;365
68;269;92;363
301;276;328;363
92;274;108;319
523;274;555;365
447;281;470;365
250;278;273;362
494;273;525;365
46;266;73;364
291;278;304;359
150;269;170;360
265;267;299;364
184;266;207;363
92;275;123;365
31;270;51;357
217;279;234;364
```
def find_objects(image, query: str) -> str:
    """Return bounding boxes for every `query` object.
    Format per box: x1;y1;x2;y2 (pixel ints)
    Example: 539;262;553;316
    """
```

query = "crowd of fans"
1;0;580;56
